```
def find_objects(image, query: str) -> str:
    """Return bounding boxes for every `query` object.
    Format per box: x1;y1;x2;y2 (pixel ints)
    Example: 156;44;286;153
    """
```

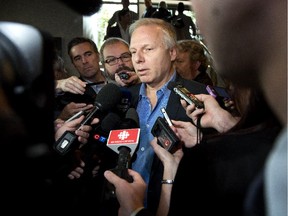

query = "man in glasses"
100;37;140;87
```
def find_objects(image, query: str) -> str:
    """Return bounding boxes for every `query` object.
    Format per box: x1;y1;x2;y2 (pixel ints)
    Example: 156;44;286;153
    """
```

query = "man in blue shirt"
127;18;208;213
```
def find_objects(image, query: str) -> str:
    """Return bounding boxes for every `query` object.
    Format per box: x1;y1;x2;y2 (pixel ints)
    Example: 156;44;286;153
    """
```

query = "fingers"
67;166;85;179
104;170;122;184
92;165;101;177
127;169;146;184
66;76;87;94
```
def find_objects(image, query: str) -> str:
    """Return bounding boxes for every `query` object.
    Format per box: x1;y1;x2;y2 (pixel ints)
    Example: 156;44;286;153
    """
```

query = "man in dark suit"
104;8;132;43
141;0;157;18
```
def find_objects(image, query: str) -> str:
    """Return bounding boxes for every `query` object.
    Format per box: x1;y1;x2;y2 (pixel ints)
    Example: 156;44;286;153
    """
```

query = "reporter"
99;37;140;87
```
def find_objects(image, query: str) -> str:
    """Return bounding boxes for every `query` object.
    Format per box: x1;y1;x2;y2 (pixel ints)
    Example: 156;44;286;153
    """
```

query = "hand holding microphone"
103;108;140;200
55;115;98;144
53;83;122;156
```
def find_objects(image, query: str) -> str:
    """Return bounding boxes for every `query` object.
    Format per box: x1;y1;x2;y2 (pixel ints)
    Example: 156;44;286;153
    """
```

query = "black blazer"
168;124;280;216
128;73;209;214
105;25;122;40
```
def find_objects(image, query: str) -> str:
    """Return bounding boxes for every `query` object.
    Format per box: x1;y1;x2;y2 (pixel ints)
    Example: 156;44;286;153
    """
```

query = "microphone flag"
107;128;140;156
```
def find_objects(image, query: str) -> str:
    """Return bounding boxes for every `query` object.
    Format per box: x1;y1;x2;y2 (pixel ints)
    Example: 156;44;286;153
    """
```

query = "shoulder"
175;74;208;94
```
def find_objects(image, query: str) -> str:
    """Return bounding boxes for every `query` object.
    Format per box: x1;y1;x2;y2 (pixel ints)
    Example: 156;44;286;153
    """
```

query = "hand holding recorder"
151;108;181;152
181;94;239;133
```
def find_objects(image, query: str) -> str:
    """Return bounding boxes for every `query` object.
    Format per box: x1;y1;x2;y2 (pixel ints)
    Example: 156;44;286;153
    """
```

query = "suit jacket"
105;25;122;39
128;73;209;214
167;124;280;216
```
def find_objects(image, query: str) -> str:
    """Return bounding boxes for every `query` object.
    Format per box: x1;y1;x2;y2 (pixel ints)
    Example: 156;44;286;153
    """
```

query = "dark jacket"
168;124;280;216
142;6;157;18
105;24;122;40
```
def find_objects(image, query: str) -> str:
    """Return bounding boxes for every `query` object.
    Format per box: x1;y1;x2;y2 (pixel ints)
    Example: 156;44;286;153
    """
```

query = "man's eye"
106;58;116;63
144;48;153;53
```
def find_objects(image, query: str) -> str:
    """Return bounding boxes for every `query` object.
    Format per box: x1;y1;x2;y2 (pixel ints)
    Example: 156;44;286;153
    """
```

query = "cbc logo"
93;134;107;143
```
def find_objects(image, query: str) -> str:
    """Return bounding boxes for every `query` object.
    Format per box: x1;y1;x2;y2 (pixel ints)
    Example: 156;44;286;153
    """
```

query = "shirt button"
141;147;145;151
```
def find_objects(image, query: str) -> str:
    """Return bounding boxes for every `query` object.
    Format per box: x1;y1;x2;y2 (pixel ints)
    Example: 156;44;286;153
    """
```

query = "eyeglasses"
104;52;132;66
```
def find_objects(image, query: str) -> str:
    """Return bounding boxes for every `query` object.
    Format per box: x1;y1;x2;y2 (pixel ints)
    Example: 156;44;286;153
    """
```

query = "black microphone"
80;112;122;178
79;83;122;127
117;107;139;129
168;81;204;109
103;108;140;200
114;87;132;116
53;83;122;156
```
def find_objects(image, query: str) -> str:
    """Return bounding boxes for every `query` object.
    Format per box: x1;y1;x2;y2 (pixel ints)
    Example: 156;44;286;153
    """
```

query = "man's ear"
170;46;177;62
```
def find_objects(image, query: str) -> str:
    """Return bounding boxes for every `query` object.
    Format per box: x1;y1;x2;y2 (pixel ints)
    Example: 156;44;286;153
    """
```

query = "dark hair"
177;2;185;13
118;8;130;21
67;37;98;60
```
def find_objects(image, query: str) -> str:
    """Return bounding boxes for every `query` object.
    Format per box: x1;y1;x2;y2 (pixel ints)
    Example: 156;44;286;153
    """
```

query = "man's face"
70;42;100;80
130;25;177;87
103;42;134;80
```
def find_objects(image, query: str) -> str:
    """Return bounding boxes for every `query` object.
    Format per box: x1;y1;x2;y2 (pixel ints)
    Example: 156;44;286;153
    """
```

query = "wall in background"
0;0;83;75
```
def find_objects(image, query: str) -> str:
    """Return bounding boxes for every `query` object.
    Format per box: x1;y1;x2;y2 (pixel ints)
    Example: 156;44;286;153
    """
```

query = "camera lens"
118;72;130;80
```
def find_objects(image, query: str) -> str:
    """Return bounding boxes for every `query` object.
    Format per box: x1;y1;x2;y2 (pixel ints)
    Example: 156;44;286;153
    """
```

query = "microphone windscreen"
101;112;122;133
125;108;139;128
95;83;122;111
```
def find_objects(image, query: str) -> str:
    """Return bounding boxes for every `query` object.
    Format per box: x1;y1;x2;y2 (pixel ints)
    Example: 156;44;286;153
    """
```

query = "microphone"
167;81;204;109
53;83;122;156
106;108;140;155
79;83;122;127
103;108;140;200
80;112;122;178
115;87;132;116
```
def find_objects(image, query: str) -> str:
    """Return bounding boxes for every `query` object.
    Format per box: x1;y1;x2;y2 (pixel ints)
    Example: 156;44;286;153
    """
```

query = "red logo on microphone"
107;129;140;145
107;129;140;155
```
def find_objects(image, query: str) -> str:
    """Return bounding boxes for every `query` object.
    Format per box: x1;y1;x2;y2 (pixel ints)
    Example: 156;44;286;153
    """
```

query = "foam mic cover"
94;83;122;111
101;112;122;133
117;107;139;129
80;83;122;126
116;87;132;115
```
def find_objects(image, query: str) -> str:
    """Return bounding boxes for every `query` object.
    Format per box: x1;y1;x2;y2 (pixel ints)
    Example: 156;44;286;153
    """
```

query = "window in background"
83;0;138;52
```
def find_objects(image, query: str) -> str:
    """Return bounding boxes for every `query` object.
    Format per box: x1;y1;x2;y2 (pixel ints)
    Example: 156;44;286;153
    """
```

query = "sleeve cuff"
131;206;145;216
